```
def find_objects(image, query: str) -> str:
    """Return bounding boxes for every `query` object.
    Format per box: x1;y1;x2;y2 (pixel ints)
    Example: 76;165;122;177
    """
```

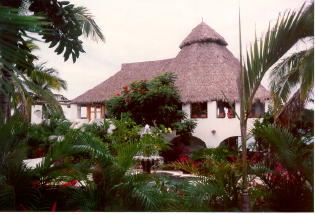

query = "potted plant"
200;112;207;118
191;113;198;118
227;108;235;118
218;112;225;118
248;112;255;118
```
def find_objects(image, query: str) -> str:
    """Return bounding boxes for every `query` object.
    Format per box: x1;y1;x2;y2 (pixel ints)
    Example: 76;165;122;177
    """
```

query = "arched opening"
219;136;240;152
219;136;264;162
161;136;207;163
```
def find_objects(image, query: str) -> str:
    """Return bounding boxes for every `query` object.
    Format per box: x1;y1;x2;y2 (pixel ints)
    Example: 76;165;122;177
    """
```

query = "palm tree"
0;0;105;122
12;62;67;122
270;46;313;115
238;1;313;211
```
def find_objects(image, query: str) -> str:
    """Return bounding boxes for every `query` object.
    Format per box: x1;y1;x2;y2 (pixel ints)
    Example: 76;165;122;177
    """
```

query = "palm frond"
31;64;67;91
243;2;314;112
270;47;314;108
73;6;105;42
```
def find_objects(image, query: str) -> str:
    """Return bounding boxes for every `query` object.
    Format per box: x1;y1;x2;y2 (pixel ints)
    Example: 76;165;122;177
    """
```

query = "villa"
32;22;270;148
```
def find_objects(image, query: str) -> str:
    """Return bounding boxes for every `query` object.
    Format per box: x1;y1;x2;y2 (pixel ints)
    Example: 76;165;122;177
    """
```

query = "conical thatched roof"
179;22;228;48
72;22;269;104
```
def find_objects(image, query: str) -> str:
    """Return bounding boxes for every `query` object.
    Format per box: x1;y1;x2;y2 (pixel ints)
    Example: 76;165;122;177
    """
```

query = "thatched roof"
179;21;228;48
72;22;270;104
275;90;303;127
72;59;172;104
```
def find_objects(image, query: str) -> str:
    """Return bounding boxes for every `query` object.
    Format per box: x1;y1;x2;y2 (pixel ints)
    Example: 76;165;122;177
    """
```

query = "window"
248;100;265;118
90;105;102;120
80;105;87;119
81;104;105;121
217;101;235;118
191;102;207;118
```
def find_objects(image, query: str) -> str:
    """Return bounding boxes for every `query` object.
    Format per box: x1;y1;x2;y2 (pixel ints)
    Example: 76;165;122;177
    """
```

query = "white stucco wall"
31;104;88;124
31;105;43;124
31;101;268;148
182;101;269;148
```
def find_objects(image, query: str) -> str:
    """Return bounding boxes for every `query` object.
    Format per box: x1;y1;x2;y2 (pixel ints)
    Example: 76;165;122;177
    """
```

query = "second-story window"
191;102;207;118
217;100;235;118
248;100;265;118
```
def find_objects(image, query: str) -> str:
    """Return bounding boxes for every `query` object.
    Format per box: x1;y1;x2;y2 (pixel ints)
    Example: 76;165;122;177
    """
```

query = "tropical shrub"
81;119;111;142
106;73;196;135
26;113;72;158
168;153;242;211
250;110;314;212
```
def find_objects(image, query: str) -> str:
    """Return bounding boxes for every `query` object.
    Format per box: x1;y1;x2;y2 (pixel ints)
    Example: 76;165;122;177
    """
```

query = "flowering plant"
227;108;235;118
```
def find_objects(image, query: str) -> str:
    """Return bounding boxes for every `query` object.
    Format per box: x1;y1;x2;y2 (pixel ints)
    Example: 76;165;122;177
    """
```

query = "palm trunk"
240;117;249;212
0;69;12;123
238;5;250;211
0;1;23;123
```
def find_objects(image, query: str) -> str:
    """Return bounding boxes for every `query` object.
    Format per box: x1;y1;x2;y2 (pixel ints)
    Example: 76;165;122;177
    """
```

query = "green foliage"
249;123;313;211
29;0;105;62
106;73;193;133
65;115;177;211
0;0;104;122
172;119;197;137
82;119;110;142
139;126;170;156
242;2;313;113
192;145;236;163
270;48;314;109
169;155;242;211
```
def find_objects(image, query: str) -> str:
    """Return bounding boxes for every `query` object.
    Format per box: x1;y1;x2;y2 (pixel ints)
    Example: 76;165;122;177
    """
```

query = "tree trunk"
0;69;12;123
240;117;249;212
0;1;23;123
238;6;250;211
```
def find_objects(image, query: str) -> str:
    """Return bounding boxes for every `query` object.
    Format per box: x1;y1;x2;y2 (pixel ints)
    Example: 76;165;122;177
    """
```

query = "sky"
33;0;309;100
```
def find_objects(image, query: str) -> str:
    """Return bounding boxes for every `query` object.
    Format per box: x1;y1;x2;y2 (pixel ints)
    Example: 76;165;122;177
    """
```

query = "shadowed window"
217;101;235;118
248;100;265;118
191;102;207;118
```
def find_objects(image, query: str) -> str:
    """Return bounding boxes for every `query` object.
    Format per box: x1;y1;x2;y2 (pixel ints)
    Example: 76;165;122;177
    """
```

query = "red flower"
63;180;78;187
227;156;237;162
115;93;121;97
31;180;41;188
179;156;189;162
227;108;235;118
192;161;202;166
122;85;130;94
124;97;131;102
275;162;283;173
19;203;27;211
51;201;57;212
133;88;139;91
141;90;147;94
218;112;225;118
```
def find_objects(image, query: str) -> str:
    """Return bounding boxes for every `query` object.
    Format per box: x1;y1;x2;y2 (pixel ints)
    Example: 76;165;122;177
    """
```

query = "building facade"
32;22;270;148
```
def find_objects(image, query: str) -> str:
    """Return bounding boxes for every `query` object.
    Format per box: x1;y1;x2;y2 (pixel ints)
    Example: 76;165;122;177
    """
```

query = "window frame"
191;102;208;119
216;100;236;119
248;100;265;118
80;105;87;119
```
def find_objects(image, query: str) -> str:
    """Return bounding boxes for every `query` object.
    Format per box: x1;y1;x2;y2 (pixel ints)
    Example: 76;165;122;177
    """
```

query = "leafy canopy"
106;73;189;129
